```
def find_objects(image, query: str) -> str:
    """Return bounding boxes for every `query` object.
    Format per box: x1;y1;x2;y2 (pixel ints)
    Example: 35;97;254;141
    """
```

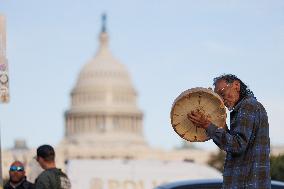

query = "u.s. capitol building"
2;15;223;189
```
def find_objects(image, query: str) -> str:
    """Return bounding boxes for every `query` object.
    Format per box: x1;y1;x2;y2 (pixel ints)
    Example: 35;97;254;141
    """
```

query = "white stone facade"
62;30;146;151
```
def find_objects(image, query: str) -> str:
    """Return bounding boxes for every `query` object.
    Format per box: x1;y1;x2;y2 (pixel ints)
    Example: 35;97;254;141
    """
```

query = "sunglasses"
10;166;24;172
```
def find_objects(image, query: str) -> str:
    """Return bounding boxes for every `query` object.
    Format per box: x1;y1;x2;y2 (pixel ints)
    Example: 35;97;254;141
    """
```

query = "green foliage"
270;154;284;181
207;149;225;173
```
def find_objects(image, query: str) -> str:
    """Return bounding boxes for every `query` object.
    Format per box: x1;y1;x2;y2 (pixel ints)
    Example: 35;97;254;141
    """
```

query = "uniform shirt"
207;96;271;189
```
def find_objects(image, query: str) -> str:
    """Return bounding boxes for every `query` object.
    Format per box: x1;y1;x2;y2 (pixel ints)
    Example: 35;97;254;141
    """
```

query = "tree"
270;154;284;181
207;149;225;173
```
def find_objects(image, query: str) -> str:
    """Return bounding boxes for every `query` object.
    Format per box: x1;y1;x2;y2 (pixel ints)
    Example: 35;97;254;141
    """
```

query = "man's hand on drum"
187;110;211;130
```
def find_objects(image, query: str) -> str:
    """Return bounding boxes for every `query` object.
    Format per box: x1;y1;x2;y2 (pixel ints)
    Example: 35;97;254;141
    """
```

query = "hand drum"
170;87;227;142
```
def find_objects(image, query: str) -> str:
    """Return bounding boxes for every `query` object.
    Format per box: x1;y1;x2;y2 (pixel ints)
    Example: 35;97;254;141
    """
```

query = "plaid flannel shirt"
207;96;271;189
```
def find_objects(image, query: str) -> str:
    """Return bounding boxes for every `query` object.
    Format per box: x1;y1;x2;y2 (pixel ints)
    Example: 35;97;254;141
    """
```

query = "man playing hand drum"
188;74;271;189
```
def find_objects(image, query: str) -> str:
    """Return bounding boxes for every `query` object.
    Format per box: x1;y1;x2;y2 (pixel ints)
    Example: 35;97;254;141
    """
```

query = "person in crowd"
4;161;35;189
34;144;71;189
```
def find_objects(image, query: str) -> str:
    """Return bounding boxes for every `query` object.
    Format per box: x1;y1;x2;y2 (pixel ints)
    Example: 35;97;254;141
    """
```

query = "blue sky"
0;0;284;150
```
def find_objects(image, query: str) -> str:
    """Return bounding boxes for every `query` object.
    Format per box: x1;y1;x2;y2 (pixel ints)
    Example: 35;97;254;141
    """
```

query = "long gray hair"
213;74;254;100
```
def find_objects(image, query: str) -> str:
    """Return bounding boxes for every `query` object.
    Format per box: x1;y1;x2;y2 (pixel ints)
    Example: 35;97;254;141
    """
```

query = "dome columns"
65;113;143;137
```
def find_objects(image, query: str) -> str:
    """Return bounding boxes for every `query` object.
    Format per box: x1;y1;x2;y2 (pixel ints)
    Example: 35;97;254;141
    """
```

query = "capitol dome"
62;17;147;154
71;31;139;114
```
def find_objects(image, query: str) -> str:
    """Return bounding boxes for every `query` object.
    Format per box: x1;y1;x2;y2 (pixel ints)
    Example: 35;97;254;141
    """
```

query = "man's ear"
233;80;240;92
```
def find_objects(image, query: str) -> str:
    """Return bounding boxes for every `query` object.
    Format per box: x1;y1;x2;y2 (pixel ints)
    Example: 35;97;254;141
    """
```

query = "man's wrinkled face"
214;79;240;110
9;161;25;184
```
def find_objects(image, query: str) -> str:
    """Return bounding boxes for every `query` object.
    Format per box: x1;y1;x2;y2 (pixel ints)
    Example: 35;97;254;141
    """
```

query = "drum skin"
170;87;227;142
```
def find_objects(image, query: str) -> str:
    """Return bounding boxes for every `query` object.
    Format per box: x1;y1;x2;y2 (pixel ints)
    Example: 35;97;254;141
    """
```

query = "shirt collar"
9;177;26;188
231;95;255;112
